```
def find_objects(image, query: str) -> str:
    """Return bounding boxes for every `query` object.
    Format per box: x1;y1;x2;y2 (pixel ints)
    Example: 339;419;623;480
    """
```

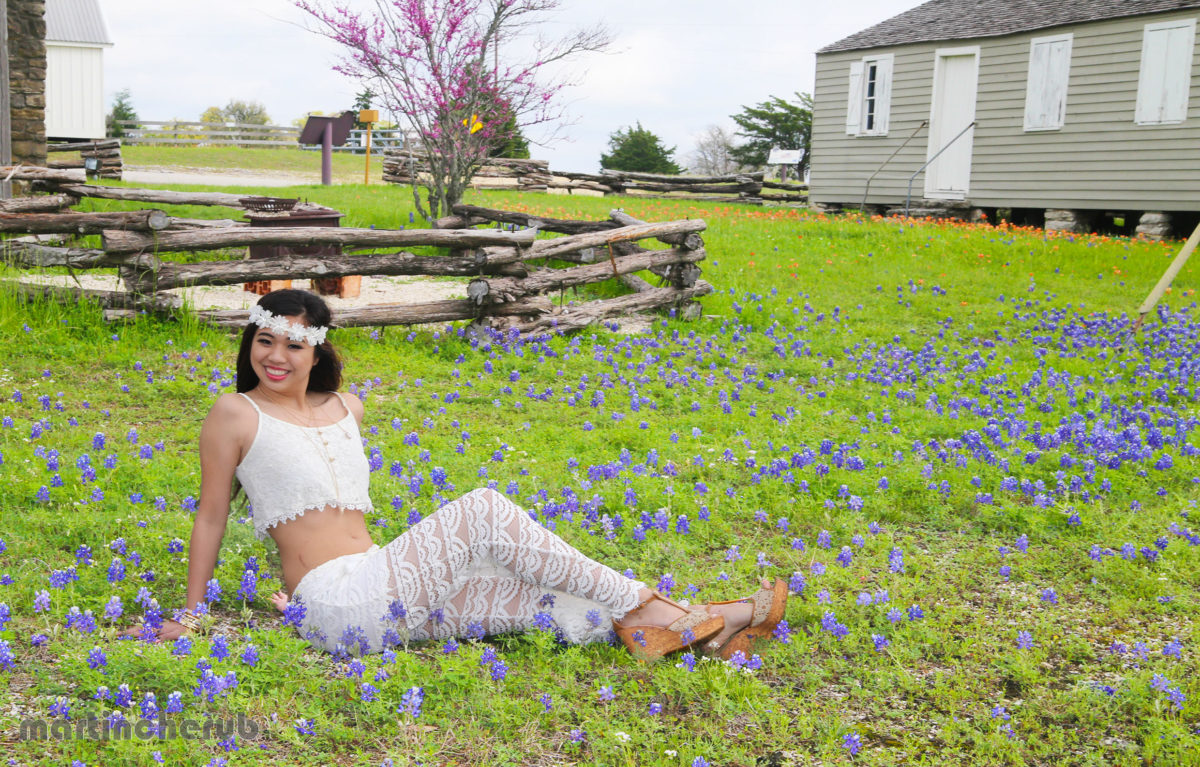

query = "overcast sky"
101;0;927;172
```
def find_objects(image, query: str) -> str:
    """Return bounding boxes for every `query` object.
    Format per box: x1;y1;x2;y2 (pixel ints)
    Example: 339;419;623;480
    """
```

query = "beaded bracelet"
177;611;201;631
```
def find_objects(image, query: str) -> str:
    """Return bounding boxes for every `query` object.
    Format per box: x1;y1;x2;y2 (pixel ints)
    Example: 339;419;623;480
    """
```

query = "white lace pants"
290;488;644;655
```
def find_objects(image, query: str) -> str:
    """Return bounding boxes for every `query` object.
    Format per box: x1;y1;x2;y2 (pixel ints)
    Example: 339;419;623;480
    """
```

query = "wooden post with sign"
359;109;378;185
766;147;804;184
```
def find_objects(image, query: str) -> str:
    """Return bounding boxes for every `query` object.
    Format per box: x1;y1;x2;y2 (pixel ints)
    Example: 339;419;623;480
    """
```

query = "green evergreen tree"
600;122;681;174
489;112;530;159
352;88;375;130
106;89;138;138
728;92;813;177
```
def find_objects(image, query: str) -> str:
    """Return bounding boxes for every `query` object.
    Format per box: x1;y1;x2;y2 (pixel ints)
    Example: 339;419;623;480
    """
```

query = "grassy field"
121;145;386;184
2;186;1199;765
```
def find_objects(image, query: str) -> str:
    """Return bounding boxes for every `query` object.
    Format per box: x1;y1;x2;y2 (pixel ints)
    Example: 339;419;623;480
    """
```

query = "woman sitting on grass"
145;289;787;660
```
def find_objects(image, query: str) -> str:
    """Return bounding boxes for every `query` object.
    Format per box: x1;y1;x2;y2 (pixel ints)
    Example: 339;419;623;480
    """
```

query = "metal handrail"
859;120;927;213
904;120;977;216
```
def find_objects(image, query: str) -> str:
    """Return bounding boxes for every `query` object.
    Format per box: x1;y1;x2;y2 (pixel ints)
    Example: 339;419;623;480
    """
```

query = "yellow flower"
463;114;483;134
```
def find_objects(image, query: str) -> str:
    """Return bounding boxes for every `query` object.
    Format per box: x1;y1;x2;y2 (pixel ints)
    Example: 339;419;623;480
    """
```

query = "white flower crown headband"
247;304;329;346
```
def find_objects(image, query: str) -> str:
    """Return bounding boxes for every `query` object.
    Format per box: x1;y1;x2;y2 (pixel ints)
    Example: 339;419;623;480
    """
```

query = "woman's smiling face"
248;316;318;389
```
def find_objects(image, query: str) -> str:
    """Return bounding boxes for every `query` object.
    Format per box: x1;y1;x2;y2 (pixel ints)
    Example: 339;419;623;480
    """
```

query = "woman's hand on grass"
270;590;290;613
120;618;190;642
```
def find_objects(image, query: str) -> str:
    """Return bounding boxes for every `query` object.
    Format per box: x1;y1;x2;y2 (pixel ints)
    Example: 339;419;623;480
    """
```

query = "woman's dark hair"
235;289;342;393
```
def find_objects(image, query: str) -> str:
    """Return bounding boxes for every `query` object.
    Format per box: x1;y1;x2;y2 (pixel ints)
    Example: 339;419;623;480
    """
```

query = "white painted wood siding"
47;44;106;139
811;8;1200;210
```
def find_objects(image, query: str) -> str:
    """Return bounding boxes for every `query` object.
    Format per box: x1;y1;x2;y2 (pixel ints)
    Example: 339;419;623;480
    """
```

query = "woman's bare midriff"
269;505;375;594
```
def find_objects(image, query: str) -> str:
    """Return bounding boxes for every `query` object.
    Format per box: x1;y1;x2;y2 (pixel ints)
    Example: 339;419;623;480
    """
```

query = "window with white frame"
1024;33;1073;131
1135;18;1196;125
846;54;894;136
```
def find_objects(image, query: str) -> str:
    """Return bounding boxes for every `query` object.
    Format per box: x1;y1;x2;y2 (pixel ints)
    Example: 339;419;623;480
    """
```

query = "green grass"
2;189;1199;765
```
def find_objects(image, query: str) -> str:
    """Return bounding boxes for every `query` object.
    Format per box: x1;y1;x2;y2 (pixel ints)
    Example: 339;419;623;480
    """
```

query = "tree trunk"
472;247;704;302
195;295;553;329
46;139;121;152
1;240;150;268
0;209;168;234
600;169;762;184
608;210;704;250
520;219;705;259
123;249;528;293
507;280;713;334
101;224;537;255
449;204;619;234
4;281;182;312
0;193;76;213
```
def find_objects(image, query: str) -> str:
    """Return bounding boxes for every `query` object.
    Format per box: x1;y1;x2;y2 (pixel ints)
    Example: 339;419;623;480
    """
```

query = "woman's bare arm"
155;395;244;640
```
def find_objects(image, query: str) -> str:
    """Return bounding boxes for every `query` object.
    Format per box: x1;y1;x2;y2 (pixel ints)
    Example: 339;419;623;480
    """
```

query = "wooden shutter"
846;61;864;135
1136;19;1196;125
874;55;894;134
1024;34;1072;131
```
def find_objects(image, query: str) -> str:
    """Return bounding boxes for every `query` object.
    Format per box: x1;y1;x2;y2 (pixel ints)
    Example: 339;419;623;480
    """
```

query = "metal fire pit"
241;199;356;298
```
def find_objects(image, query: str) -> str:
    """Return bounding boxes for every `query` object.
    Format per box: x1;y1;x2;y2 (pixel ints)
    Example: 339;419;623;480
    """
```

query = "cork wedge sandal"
702;578;789;660
613;592;725;661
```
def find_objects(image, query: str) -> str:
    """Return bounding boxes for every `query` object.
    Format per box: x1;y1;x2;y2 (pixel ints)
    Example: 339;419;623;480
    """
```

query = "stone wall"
9;0;46;166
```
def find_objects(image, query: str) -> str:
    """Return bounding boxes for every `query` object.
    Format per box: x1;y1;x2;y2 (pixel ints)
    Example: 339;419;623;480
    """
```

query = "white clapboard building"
46;0;113;140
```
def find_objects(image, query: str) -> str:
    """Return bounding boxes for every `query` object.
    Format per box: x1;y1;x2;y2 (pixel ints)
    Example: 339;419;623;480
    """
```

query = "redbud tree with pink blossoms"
296;0;610;220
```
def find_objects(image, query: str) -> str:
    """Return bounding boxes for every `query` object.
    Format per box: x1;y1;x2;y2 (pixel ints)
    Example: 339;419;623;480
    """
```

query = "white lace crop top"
234;391;374;540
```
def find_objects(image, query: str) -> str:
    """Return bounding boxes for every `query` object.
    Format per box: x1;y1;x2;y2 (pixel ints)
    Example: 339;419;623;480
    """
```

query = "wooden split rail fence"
0;166;711;336
47;139;122;180
382;152;808;204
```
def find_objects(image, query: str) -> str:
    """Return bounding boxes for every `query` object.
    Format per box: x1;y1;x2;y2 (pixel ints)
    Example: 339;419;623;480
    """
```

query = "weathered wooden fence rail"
47;139;122;180
0;167;711;336
383;151;808;204
117;120;300;147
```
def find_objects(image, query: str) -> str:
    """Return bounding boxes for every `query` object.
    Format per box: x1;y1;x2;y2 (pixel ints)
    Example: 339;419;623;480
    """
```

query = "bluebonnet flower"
172;637;193;657
114;684;133;707
282;597;307;628
836;547;854;568
360;683;377;703
597;685;615;702
1041;589;1058;606
490;660;509;681
569;728;587;743
907;605;924;621
66;607;97;634
240;645;259;667
294;718;316;735
204;579;222;603
398;686;424;718
165;691;184;714
872;634;890;652
538;693;553;712
1015;630;1035;650
210;635;230;660
772;620;792;643
49;697;70;718
843;732;862;755
677;652;697;672
86;646;107;670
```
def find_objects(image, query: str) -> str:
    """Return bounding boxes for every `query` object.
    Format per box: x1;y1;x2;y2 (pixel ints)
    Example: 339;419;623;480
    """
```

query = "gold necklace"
254;389;354;506
257;390;352;439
